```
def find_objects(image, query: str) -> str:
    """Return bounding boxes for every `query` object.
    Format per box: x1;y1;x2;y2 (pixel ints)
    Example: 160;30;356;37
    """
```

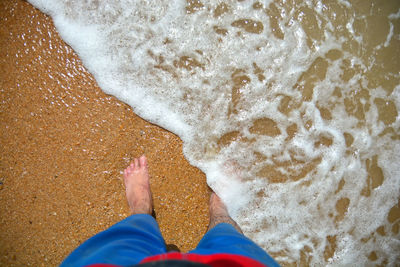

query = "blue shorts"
60;214;279;267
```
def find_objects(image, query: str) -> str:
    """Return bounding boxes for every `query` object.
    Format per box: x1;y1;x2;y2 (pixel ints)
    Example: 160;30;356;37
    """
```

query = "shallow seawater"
28;0;400;265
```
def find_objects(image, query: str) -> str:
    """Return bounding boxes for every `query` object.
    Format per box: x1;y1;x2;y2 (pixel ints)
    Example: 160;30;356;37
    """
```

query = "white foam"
28;0;400;265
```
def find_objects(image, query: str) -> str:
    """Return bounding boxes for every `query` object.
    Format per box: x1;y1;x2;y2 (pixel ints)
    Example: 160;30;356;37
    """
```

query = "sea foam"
28;0;400;265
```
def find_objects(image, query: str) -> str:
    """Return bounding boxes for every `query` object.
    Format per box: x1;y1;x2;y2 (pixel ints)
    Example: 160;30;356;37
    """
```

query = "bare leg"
123;155;153;215
208;192;243;234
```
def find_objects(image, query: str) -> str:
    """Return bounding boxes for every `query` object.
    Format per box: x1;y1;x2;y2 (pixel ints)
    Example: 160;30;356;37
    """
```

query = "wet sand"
0;1;210;266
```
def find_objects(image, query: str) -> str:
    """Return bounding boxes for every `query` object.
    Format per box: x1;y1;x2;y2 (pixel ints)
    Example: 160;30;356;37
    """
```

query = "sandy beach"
2;0;400;266
0;1;210;265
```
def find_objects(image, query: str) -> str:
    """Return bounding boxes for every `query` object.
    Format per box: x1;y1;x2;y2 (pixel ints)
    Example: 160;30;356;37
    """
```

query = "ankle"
208;214;243;234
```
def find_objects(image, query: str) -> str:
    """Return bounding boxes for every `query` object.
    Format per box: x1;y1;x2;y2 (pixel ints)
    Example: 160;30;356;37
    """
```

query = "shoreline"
0;1;209;265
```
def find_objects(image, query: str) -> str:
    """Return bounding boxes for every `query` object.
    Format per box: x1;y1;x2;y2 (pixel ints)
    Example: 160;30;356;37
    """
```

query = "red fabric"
140;252;267;267
87;252;267;267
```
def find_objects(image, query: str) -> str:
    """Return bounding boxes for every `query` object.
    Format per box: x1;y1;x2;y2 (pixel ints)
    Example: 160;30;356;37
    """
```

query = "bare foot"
208;192;243;234
123;155;153;215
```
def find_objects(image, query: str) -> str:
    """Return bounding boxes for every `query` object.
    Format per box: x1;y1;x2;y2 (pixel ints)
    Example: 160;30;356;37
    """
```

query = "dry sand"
0;1;210;265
